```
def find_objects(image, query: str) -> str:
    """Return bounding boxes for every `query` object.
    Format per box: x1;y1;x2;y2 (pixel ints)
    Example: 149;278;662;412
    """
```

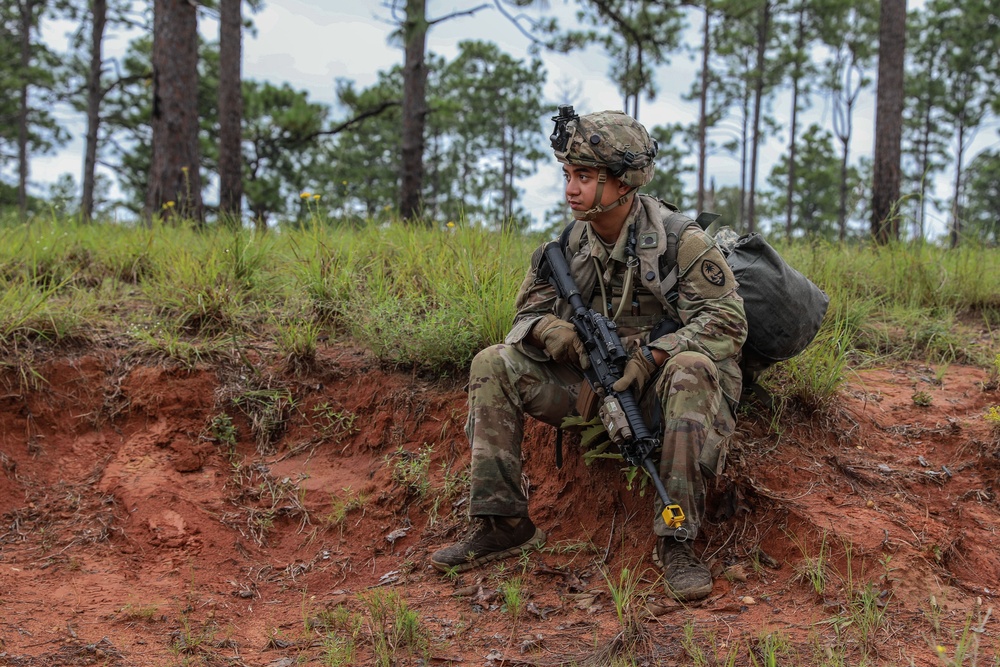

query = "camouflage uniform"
467;193;747;540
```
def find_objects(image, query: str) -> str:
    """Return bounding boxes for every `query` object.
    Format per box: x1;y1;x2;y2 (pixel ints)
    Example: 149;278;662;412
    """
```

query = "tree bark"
950;119;965;248
400;0;428;223
747;0;770;235
871;0;906;244
82;0;107;223
218;0;244;227
785;3;805;241
146;0;204;224
696;2;711;214
17;0;34;222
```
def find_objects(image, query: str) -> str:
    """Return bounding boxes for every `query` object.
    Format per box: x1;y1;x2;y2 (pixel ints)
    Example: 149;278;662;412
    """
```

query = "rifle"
539;241;686;530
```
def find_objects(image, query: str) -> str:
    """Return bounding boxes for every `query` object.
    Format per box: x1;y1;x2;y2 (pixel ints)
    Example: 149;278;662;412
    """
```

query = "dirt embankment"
0;343;998;666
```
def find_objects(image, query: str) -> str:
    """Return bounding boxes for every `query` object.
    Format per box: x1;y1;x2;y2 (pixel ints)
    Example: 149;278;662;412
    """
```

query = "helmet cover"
552;109;658;188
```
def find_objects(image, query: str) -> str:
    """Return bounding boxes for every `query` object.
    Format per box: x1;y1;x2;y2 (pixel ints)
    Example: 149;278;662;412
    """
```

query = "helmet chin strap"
572;167;636;221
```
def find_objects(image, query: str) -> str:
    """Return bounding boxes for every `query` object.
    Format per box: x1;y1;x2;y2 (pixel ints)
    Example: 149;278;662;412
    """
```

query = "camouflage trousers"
466;344;736;540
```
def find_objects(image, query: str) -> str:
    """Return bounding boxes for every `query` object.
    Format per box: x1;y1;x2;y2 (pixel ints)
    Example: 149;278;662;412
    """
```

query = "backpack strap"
558;219;588;256
658;211;698;303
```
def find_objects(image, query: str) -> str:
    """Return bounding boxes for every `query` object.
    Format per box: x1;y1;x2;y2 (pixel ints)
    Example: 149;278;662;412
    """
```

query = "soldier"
430;108;747;601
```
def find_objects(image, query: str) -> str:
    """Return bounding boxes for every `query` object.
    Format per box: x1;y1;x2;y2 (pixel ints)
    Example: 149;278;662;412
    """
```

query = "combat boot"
430;516;546;573
655;537;713;601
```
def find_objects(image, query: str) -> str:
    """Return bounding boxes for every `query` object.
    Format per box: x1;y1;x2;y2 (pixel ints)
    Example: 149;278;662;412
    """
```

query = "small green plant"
313;403;360;441
208;413;238;458
590;561;652;663
318;606;364;666
929;600;994;667
603;564;644;628
0;273;79;351
428;463;470;525
500;575;525;622
439;462;470;500
912;317;960;364
822;542;891;658
927;594;944;635
681;621;711;667
985;405;1000;427
170;614;216;657
359;589;428;667
118;603;161;622
844;582;891;653
789;530;829;597
274;313;321;375
325;487;368;526
231;386;294;455
774;311;855;410
986;353;1000;390
322;632;357;666
129;322;219;368
749;631;794;667
388;444;433;498
912;390;933;407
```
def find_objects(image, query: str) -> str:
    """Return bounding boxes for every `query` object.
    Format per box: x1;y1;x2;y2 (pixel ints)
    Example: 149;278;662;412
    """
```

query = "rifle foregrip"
615;390;655;463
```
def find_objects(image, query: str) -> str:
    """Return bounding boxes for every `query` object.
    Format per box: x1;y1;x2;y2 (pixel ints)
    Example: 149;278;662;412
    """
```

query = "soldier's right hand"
533;314;589;369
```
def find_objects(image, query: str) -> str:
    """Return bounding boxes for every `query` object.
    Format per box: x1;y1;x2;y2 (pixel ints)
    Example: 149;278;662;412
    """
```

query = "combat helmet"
550;106;658;220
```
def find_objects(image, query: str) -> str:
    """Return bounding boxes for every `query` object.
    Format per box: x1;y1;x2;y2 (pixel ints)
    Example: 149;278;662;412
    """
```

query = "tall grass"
1;217;995;386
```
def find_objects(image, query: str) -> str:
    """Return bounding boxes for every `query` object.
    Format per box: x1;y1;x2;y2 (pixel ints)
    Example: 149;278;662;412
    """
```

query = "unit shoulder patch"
701;259;726;287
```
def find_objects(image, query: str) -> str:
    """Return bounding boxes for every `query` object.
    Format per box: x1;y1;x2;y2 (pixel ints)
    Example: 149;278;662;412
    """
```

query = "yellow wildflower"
300;192;311;199
986;406;1000;424
312;194;321;201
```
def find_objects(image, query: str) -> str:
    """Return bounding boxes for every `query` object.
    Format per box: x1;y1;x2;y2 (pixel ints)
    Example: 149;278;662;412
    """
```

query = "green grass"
358;588;429;667
0;216;996;402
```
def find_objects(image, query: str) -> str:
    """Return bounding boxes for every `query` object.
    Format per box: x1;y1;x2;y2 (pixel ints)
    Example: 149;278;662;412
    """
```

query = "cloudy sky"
35;0;900;231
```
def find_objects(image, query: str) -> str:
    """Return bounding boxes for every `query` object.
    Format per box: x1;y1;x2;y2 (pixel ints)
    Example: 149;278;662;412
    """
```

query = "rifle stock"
540;241;686;530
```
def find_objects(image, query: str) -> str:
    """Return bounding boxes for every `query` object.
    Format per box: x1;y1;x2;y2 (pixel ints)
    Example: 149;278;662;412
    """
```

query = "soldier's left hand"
612;346;657;394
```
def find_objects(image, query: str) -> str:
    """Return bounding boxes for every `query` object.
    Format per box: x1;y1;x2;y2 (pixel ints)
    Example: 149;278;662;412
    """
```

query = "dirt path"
0;344;997;665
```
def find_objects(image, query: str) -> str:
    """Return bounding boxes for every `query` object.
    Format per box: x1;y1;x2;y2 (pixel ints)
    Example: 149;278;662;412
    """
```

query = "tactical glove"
533;314;589;369
612;345;658;394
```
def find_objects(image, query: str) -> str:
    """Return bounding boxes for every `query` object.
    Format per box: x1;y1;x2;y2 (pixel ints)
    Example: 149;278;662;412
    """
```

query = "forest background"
2;0;1000;245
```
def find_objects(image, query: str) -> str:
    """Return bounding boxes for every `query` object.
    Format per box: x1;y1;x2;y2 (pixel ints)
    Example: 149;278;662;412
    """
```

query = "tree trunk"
400;0;428;223
82;0;107;223
146;0;204;224
785;3;805;240
871;0;906;244
838;135;849;241
218;0;244;227
633;43;642;121
747;0;770;235
17;0;34;222
950;119;965;248
739;86;750;229
696;2;711;214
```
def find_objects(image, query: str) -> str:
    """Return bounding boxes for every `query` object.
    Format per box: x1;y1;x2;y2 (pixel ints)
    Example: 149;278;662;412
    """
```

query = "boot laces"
663;540;701;571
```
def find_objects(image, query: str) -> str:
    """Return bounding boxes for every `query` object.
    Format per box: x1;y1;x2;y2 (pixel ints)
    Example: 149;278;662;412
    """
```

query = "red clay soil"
0;342;997;666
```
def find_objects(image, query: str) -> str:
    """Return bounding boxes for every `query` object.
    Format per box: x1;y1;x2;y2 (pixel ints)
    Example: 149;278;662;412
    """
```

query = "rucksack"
557;207;830;382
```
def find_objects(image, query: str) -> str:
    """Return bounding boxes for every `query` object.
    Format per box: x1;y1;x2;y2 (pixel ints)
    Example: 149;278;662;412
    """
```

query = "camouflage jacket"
505;194;748;406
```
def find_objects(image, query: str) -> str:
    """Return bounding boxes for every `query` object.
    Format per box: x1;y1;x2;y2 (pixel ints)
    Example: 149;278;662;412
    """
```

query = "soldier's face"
563;165;628;214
